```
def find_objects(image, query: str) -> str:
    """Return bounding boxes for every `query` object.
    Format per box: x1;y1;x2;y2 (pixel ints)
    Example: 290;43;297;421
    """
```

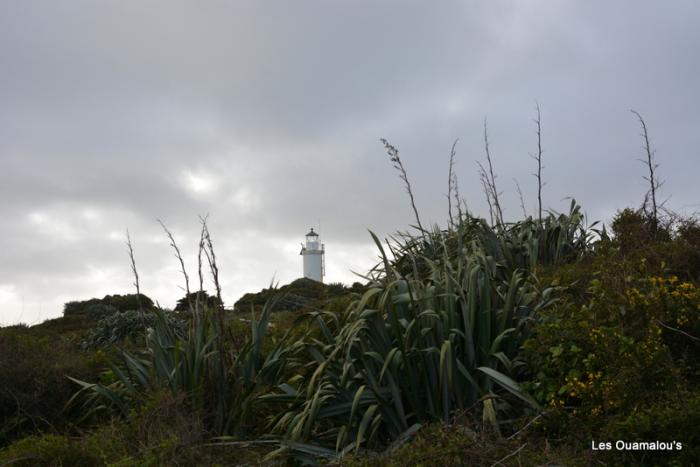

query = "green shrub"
611;208;661;252
625;275;700;380
342;421;591;467
0;434;100;466
523;275;685;431
263;204;594;455
81;310;185;349
233;277;355;312
173;290;222;312
0;326;105;446
671;218;700;281
609;209;700;281
600;389;700;466
84;303;119;321
0;392;256;466
64;294;155;318
69;300;293;437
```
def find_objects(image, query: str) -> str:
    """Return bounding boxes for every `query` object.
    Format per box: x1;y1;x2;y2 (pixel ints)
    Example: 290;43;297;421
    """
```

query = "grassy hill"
1;204;699;466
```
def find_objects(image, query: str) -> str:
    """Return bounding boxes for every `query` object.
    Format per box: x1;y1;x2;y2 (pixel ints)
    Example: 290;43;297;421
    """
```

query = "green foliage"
342;421;590;467
5;202;698;465
262;205;592;455
609;208;700;281
0;434;100;466
611;208;662;251
389;200;595;281
173;290;222;312
0;325;105;446
601;389;700;466
233;277;361;312
81;309;185;349
31;313;96;336
0;392;256;466
524;218;700;447
69;297;295;436
672;218;700;281
524;301;678;428
64;294;155;318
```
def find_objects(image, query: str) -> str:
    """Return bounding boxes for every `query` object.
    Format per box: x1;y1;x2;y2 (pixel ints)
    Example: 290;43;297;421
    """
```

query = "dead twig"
507;411;547;440
480;118;504;226
157;219;191;303
655;319;700;342
479;162;495;226
195;216;208;320
491;443;527;467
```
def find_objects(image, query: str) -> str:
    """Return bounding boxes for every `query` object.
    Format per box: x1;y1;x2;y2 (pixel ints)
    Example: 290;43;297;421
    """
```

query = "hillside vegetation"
2;118;699;465
2;203;698;466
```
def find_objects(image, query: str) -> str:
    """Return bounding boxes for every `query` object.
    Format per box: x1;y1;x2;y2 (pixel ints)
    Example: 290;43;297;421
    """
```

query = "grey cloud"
1;1;699;324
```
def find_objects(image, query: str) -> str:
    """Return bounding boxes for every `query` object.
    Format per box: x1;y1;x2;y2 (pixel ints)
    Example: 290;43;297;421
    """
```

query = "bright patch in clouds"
182;170;221;197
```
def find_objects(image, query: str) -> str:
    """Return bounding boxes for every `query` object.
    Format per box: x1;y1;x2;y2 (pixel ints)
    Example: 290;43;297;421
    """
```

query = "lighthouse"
300;228;325;282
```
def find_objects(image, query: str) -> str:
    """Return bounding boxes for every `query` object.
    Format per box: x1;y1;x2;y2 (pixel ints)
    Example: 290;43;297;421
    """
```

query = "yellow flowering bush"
523;272;698;429
627;275;700;331
626;275;700;377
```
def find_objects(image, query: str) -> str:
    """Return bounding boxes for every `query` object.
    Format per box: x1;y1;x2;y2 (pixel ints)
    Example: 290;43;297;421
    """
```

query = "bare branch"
157;219;190;300
195;215;208;319
655;319;700;342
631;109;662;234
199;215;223;311
491;443;528;467
482;119;504;226
533;101;544;224
478;163;495;226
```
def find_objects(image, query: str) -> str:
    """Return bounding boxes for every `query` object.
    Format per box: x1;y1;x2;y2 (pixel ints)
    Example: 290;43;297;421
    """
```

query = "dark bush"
601;389;700;466
63;294;154;318
0;326;105;446
0;434;100;466
174;290;222;312
0;392;252;466
82;309;185;349
233;277;347;312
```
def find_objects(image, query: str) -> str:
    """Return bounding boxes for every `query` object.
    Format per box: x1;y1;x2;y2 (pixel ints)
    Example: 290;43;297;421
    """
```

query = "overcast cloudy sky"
1;1;698;325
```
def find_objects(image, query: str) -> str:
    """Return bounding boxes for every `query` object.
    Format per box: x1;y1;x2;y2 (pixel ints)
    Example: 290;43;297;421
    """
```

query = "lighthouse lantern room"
300;228;324;282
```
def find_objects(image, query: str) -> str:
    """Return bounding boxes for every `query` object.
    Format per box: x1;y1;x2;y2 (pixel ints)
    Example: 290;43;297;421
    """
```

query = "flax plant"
261;203;594;456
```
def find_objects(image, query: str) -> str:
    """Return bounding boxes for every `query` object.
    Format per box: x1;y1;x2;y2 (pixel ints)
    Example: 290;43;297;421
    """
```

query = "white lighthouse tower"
300;228;324;282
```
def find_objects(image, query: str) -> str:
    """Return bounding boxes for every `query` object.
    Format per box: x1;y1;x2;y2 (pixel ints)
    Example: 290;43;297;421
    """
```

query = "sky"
1;1;699;325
